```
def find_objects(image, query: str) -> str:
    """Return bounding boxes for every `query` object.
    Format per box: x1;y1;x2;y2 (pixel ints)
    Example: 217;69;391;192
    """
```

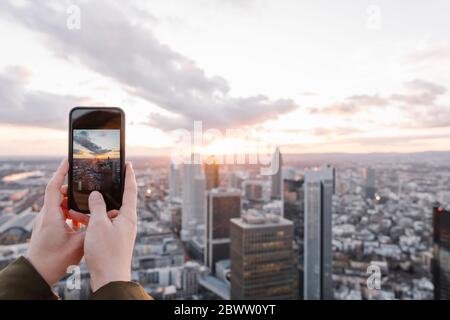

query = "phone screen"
69;107;125;213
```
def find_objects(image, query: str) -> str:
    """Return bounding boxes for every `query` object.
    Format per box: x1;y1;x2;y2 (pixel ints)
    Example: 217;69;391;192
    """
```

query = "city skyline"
0;148;446;300
1;0;450;303
1;1;450;156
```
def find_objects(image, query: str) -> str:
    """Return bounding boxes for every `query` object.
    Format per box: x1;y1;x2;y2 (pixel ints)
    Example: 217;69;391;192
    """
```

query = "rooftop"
231;214;292;229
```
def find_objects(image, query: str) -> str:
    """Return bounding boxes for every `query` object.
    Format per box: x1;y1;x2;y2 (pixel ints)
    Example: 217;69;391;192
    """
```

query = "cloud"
402;45;450;64
390;79;447;105
0;66;87;129
343;133;450;146
73;130;111;155
405;79;447;95
312;127;362;137
310;94;387;115
0;0;298;130
310;79;450;128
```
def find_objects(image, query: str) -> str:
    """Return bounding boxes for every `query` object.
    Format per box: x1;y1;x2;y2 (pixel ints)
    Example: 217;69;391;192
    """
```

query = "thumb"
88;191;109;226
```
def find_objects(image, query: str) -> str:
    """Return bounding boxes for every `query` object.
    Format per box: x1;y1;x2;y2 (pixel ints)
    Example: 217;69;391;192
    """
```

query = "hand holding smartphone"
68;107;125;214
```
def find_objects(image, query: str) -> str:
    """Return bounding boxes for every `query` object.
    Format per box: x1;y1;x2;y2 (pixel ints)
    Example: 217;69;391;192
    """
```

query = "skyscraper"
182;261;207;297
243;180;269;203
364;167;376;199
169;162;181;200
271;147;283;199
228;171;244;189
230;213;298;300
204;156;220;190
304;165;334;300
205;189;241;272
282;177;304;298
181;158;206;241
433;203;450;300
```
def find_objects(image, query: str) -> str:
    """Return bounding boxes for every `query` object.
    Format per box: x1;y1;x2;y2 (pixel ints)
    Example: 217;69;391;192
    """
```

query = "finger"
60;185;68;197
60;185;68;213
68;209;90;225
119;162;137;223
68;209;114;225
45;159;69;208
108;210;119;219
60;184;68;208
87;191;109;226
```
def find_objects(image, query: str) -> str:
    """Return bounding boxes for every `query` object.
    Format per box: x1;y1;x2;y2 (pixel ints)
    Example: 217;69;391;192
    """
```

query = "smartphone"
68;107;125;214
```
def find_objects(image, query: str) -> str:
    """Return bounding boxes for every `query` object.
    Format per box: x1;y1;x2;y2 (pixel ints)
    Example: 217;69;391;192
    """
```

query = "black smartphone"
68;107;125;214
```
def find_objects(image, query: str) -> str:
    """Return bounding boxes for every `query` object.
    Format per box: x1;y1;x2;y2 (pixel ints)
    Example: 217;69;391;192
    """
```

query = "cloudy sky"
73;129;120;159
0;0;450;157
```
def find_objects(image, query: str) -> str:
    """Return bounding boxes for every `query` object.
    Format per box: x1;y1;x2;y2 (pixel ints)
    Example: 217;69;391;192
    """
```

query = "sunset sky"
73;129;120;159
0;0;450;157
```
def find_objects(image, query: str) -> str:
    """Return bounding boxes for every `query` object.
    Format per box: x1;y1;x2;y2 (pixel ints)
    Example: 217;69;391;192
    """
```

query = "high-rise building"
100;165;113;192
169;162;181;200
271;147;283;199
181;158;206;241
304;165;334;300
181;261;207;297
243;180;270;203
228;171;244;189
364;167;376;199
205;189;241;272
433;203;450;300
282;177;304;298
230;213;298;300
204;156;220;190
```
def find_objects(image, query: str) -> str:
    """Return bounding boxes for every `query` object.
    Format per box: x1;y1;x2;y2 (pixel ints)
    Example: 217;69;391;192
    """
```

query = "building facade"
230;214;298;300
271;147;283;199
204;156;220;190
181;159;205;241
304;165;334;300
205;189;242;272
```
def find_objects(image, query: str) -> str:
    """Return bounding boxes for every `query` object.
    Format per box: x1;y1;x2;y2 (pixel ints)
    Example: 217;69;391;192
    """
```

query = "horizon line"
1;149;450;160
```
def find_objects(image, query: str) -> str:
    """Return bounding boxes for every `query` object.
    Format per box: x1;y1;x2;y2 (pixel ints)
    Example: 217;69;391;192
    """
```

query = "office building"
282;177;304;298
169;162;181;200
271;147;283;199
364;167;376;199
230;213;298;300
181;158;206;241
228;171;245;189
304;165;334;300
204;156;220;190
433;203;450;300
182;261;207;297
243;180;270;203
205;189;241;271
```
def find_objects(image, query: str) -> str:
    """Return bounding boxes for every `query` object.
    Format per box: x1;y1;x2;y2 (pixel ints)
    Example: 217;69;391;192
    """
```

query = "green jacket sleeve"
0;256;153;300
91;281;153;300
0;256;58;300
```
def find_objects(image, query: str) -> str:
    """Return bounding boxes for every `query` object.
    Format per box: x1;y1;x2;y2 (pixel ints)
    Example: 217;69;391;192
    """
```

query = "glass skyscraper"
204;189;241;272
230;214;298;300
304;165;334;300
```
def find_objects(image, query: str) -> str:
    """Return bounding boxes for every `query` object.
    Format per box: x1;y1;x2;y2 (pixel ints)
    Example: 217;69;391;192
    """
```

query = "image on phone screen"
69;107;125;213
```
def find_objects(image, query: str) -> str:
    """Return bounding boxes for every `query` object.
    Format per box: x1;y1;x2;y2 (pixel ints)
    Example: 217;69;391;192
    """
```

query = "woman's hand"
26;159;86;286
